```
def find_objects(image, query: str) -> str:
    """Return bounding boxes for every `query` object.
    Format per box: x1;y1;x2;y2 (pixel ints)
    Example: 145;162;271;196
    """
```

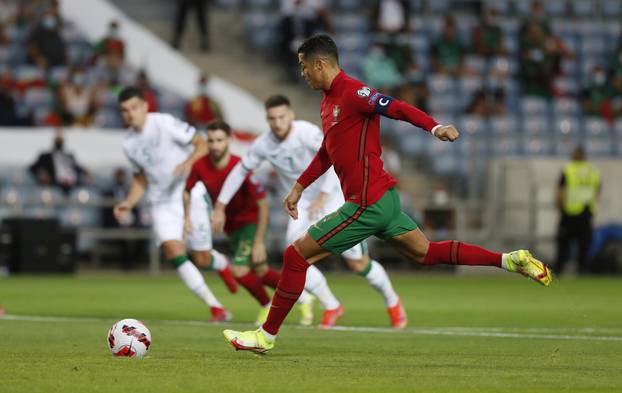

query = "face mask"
42;15;57;29
199;84;209;96
109;28;119;38
593;72;606;86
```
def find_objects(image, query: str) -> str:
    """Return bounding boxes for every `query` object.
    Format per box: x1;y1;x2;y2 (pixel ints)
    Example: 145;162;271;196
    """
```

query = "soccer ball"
107;318;152;358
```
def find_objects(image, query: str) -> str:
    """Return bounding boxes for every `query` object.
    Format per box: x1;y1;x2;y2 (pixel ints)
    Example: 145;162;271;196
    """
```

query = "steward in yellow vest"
555;146;601;275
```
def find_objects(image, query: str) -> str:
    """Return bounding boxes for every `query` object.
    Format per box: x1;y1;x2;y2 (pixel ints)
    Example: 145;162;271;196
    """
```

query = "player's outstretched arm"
173;134;208;177
283;182;304;220
182;190;193;235
296;139;332;193
252;197;269;264
113;172;146;224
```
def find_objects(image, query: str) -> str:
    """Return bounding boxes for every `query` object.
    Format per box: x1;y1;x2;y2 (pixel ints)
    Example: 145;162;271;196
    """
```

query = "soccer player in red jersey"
224;35;552;354
184;120;312;326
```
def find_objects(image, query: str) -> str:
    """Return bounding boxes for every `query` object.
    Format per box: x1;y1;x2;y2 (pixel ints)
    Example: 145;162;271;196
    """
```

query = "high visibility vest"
563;161;600;216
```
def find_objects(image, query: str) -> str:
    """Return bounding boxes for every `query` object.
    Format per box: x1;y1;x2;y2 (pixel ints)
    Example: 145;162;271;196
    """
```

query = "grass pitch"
1;273;621;393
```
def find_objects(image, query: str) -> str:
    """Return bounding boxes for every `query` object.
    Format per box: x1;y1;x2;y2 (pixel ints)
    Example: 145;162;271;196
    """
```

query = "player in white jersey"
212;95;407;328
113;87;236;322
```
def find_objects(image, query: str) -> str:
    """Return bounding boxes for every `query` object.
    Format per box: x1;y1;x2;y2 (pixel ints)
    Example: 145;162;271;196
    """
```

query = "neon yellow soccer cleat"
255;305;270;327
298;296;314;326
505;250;553;287
223;328;274;354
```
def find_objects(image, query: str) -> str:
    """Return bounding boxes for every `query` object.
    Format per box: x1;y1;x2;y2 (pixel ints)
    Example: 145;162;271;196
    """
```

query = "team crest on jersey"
356;87;371;97
332;105;340;125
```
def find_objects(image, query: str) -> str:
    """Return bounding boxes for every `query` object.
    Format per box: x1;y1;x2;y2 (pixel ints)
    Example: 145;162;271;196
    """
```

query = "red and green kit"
298;71;439;253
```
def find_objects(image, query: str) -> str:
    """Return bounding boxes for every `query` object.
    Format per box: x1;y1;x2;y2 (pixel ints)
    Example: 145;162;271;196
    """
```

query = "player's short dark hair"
206;120;231;136
118;86;144;104
264;95;291;110
297;35;339;65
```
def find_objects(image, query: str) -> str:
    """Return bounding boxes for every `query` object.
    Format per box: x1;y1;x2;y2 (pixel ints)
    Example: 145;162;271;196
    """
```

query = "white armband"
431;124;443;137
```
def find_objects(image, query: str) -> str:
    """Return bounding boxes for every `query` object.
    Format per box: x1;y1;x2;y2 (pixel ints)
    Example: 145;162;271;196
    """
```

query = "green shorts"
228;224;256;266
308;187;418;255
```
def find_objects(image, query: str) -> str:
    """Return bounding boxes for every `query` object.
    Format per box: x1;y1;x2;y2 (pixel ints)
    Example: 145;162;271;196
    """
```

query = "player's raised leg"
386;222;552;286
343;247;406;329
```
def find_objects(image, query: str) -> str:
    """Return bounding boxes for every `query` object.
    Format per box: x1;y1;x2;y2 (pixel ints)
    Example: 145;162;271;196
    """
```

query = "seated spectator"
362;43;403;92
136;69;159;112
0;68;32;126
518;21;556;97
581;66;614;121
395;73;429;113
466;87;507;117
610;46;622;96
93;51;135;89
278;0;332;79
29;131;91;193
185;73;222;129
431;16;466;76
26;9;66;70
372;0;410;34
0;0;17;44
519;0;551;37
472;7;505;57
94;20;125;61
57;67;100;127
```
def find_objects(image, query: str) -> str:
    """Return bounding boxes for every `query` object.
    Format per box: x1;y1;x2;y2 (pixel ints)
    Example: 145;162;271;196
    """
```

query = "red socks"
423;240;502;267
235;271;271;306
262;245;309;335
260;267;281;289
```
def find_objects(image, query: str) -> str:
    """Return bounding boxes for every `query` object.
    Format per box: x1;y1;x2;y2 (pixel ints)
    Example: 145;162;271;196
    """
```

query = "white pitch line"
2;314;622;342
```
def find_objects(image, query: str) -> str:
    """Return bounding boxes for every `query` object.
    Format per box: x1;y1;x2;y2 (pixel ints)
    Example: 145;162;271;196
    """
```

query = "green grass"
1;273;621;392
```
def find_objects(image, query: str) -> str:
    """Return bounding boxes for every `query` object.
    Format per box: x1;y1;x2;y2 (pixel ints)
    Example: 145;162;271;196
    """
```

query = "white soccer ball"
107;318;152;358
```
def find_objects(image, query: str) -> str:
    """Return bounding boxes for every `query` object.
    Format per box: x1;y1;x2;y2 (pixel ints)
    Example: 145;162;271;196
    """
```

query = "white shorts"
286;196;365;260
151;187;213;251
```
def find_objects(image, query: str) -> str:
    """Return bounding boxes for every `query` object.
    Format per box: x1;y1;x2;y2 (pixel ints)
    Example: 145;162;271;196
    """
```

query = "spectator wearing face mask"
581;66;614;122
57;67;100;127
26;9;66;70
185;73;222;128
28;131;91;193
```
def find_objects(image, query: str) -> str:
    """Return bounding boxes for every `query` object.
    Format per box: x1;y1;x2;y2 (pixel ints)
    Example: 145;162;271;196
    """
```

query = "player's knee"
410;240;430;264
191;251;212;269
231;264;249;278
346;258;367;273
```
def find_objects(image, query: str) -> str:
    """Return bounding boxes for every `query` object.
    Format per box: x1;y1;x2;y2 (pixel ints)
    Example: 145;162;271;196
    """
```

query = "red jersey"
298;70;438;207
185;154;266;234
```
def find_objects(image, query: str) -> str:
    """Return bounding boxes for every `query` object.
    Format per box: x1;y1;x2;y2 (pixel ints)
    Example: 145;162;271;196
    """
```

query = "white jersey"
218;120;341;207
122;112;197;204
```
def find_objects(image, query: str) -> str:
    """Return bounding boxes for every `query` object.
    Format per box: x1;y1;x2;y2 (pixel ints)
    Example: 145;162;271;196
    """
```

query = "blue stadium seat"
553;77;579;97
553;98;580;116
35;186;66;206
15;65;44;83
580;34;607;58
335;0;361;12
520;97;550;116
524;116;551;136
571;0;594;17
484;0;511;14
552;116;581;138
337;14;368;33
554;135;582;156
545;0;569;16
245;0;274;8
95;108;124;128
67;42;93;65
428;93;459;115
491;134;521;156
602;0;622;18
459;115;486;137
523;136;553;155
584;117;611;137
463;55;487;75
49;66;69;84
428;74;456;94
514;0;532;15
489;115;519;134
585;137;613;157
69;187;102;205
428;0;450;14
59;207;102;228
24;88;54;109
614;119;622;138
